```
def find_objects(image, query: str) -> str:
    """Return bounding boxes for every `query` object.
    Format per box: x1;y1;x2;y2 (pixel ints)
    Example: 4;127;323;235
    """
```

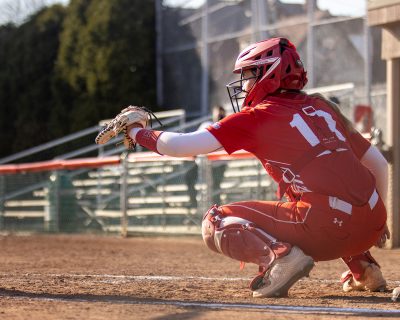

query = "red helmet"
227;37;308;111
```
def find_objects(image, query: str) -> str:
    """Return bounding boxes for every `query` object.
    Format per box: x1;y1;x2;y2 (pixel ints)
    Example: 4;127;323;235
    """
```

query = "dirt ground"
0;234;399;320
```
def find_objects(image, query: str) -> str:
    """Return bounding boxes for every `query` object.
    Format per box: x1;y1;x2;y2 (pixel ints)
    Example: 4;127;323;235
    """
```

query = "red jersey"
207;91;374;205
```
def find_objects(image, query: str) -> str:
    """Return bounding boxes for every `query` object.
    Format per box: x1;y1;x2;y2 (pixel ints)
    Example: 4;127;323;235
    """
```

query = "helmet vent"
267;50;273;57
254;55;261;60
286;65;291;74
239;49;251;59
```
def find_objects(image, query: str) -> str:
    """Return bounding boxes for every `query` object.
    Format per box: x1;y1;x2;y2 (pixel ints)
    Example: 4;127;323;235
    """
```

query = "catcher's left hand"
95;106;152;148
375;223;390;248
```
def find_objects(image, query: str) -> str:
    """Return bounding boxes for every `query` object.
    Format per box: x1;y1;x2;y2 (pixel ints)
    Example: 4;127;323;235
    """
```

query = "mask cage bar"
226;69;259;113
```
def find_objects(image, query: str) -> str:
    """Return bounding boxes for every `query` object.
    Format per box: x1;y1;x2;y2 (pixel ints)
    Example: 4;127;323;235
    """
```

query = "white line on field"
1;273;400;285
1;294;400;316
142;300;400;316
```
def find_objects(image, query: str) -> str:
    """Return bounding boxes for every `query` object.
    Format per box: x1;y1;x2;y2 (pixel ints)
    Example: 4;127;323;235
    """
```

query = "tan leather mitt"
95;106;150;148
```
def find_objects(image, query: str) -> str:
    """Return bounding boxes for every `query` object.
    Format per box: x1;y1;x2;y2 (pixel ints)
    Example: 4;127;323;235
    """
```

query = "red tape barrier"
0;150;254;175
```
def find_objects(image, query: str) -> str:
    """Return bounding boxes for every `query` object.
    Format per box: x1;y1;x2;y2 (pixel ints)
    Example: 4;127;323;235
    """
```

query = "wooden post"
368;0;400;248
386;58;400;248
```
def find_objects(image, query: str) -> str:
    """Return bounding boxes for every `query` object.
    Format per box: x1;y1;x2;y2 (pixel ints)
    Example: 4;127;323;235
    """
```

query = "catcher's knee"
201;205;221;253
201;205;290;268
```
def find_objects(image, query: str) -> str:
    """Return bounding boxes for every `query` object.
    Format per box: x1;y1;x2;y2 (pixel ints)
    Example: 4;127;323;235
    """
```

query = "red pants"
218;191;387;261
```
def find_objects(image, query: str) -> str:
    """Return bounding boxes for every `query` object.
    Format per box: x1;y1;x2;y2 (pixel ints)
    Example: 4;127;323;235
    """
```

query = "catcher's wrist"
128;127;142;141
134;129;164;154
127;123;144;132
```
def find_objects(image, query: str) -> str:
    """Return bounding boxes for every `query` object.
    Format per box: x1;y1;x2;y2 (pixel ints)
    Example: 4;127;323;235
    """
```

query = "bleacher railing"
0;109;187;164
0;150;275;235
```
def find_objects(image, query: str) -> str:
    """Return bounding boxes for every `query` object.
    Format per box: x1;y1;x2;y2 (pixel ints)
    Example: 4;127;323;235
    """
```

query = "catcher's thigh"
201;205;291;269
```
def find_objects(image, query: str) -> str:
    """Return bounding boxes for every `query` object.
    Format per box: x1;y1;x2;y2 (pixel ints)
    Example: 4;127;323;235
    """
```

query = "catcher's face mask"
226;68;259;113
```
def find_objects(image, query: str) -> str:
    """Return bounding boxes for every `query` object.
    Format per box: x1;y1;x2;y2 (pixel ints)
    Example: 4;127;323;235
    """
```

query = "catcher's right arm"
97;105;223;155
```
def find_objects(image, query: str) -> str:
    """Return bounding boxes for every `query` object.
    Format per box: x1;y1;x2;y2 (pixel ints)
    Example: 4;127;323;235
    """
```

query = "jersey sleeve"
347;129;371;159
206;110;257;154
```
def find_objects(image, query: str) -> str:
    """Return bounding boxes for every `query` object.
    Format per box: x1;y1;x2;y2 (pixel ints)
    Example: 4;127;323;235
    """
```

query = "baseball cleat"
252;246;314;298
342;261;387;292
392;286;400;302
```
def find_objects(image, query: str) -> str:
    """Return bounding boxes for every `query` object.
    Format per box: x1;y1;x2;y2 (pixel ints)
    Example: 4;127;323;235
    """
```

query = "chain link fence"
159;0;387;137
0;152;275;234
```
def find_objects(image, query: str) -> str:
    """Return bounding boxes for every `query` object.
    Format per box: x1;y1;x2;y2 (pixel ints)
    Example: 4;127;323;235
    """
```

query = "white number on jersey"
289;108;346;146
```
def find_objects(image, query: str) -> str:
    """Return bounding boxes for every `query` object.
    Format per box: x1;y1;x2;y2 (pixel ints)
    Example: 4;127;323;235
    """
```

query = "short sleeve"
206;110;257;154
348;129;371;159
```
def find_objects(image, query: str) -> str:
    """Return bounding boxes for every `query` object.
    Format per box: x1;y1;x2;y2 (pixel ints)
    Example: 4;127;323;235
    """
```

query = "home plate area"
0;234;399;319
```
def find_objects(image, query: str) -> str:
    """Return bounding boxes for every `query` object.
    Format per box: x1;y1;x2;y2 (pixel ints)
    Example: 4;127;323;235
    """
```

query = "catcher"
96;38;390;298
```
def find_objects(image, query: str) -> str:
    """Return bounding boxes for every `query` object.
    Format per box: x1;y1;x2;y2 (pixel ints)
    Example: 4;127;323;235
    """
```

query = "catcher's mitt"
95;106;161;149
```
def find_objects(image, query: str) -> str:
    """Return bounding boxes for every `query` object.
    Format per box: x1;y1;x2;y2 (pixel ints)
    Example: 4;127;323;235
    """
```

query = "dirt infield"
0;234;399;319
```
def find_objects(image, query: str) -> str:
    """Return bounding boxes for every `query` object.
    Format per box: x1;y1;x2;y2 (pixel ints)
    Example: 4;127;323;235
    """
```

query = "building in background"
157;0;386;131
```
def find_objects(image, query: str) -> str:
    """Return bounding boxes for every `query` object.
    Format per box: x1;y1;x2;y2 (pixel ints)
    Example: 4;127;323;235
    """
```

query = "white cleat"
252;246;314;298
392;287;400;302
342;261;387;292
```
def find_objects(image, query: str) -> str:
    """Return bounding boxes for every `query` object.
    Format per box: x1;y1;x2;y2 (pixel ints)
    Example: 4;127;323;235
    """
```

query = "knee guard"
201;206;220;254
202;205;291;270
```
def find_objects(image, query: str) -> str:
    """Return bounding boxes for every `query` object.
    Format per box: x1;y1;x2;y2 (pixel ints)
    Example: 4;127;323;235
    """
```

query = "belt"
329;189;379;215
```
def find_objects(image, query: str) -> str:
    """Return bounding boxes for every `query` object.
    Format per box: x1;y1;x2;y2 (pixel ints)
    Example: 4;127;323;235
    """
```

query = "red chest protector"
265;93;349;199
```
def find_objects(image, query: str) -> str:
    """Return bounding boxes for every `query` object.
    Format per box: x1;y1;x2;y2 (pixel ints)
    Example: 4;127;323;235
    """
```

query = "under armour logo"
143;131;152;138
333;218;343;227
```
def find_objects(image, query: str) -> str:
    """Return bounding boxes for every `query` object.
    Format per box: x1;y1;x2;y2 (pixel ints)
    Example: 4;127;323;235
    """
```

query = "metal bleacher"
73;154;274;235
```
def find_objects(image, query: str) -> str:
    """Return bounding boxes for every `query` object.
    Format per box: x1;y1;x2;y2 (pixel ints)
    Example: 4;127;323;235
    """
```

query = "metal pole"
363;17;372;106
155;0;163;107
258;0;269;40
161;161;167;229
0;175;4;229
198;155;206;215
256;162;262;199
307;0;316;88
251;0;259;42
201;0;209;116
206;159;212;207
96;146;104;214
46;171;60;232
120;153;128;237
